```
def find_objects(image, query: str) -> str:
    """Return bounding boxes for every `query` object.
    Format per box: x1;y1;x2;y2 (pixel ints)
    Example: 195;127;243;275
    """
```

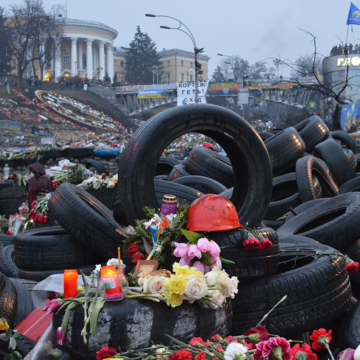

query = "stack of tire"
0;182;27;218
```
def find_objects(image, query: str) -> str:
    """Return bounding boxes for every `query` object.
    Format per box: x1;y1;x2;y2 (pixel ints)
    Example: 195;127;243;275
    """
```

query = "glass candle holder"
63;270;78;299
160;194;178;216
101;265;122;299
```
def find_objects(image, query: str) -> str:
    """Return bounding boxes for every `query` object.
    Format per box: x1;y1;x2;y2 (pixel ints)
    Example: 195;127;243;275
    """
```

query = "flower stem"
256;295;287;327
325;343;336;360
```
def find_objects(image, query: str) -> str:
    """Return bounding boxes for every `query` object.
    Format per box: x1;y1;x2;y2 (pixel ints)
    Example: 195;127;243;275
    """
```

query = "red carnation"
290;343;317;360
244;237;260;250
194;352;206;360
211;334;222;341
254;337;292;360
96;345;117;360
244;325;270;344
169;349;192;360
258;238;273;251
345;262;360;274
189;337;205;347
131;252;144;263
310;329;332;351
5;231;12;235
126;243;140;256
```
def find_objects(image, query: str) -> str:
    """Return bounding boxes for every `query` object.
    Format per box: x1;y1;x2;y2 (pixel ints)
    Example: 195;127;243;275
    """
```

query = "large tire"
14;227;100;271
314;139;356;186
277;193;360;251
0;184;27;200
0;245;19;278
118;104;272;228
154;179;203;205
172;175;227;194
9;278;35;327
258;131;274;141
263;219;284;230
0;334;35;358
66;148;94;157
339;301;360;348
48;183;126;259
85;159;107;175
184;146;234;187
331;130;357;152
0;198;26;218
113;192;128;226
207;227;279;282
85;186;118;211
295;155;338;202
265;127;306;175
339;177;360;193
168;164;190;181
343;149;357;171
284;198;329;223
231;241;351;336
346;240;360;294
155;157;180;176
0;273;17;328
52;298;232;360
0;234;14;247
296;115;329;152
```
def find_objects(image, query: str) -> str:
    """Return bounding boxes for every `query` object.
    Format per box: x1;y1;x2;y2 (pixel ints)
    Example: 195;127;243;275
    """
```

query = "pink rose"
174;242;189;258
180;256;192;266
208;240;221;257
210;256;222;269
193;261;206;273
188;244;202;259
197;238;210;252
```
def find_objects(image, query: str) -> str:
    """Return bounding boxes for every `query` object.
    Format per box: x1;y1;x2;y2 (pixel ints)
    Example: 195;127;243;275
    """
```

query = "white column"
54;39;61;81
86;39;93;79
106;43;112;80
110;46;114;81
78;41;83;70
92;44;96;73
99;41;105;79
71;37;77;76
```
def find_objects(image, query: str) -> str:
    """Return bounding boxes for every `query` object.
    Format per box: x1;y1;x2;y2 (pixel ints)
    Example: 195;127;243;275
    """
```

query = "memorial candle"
101;265;121;297
63;270;78;299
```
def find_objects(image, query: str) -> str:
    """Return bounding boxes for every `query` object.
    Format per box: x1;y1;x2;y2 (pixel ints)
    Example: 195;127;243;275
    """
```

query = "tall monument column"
71;37;78;76
99;41;105;79
78;41;83;70
86;39;93;79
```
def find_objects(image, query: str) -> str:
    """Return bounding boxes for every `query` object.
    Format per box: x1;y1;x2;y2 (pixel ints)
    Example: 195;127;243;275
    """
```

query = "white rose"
205;266;222;286
225;276;239;299
142;275;165;295
206;289;225;309
224;342;248;360
181;275;208;303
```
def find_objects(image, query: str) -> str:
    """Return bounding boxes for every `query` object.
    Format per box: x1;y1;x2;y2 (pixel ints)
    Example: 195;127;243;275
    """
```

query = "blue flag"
347;3;360;25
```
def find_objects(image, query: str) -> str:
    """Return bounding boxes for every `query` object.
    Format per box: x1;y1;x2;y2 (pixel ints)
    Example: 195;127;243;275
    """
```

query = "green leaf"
339;350;347;360
219;256;235;264
90;297;105;336
9;337;16;351
124;235;142;246
180;229;203;244
0;333;7;341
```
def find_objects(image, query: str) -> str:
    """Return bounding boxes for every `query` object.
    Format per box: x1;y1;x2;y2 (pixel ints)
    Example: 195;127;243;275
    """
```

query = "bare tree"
211;65;225;81
290;54;322;77
5;0;63;87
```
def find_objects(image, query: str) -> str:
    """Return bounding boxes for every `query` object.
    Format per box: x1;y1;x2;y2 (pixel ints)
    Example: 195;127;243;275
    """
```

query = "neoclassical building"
27;18;209;83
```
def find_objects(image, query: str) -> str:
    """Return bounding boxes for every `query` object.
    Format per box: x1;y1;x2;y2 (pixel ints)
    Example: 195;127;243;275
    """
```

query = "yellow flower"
0;319;9;331
164;275;187;295
165;292;183;307
172;263;202;278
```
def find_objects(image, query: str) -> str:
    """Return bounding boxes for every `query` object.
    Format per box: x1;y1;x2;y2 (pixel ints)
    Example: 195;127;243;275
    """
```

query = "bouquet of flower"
82;173;118;190
29;194;50;224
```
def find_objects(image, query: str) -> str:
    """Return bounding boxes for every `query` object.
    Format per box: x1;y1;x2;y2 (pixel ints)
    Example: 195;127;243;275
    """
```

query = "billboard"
341;100;360;132
137;90;166;99
208;81;239;95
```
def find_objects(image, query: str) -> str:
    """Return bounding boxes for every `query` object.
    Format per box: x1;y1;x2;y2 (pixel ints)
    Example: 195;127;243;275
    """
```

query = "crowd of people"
330;43;360;56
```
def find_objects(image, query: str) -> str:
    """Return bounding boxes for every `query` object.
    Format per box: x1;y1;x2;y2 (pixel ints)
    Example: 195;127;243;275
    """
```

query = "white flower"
205;267;239;299
107;180;115;188
354;345;360;360
142;275;166;295
143;214;162;229
91;264;102;276
181;275;208;303
106;258;126;272
206;289;225;309
225;276;239;299
224;342;248;360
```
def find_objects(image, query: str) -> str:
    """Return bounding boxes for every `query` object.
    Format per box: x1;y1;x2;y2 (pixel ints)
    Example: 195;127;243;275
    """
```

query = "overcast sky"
1;0;357;77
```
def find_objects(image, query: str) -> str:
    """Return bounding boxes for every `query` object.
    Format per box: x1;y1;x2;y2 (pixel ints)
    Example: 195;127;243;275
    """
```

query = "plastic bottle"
3;164;9;181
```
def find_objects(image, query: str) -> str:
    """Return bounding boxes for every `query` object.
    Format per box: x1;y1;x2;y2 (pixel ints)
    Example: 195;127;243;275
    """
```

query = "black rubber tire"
343;149;357;171
284;198;329;223
0;334;36;358
52;298;232;359
263;219;284;230
172;175;227;194
231;242;351;336
184;146;234;187
48;183;126;258
118;104;273;228
266;173;301;220
14;227;100;271
293;117;312;132
113;192;128;226
0;234;14;247
258;131;274;141
0;273;17;328
355;153;360;172
265;127;306;175
0;198;26;218
295;155;339;202
9;278;35;327
154;179;203;205
314;139;356;186
339;300;360;348
207;227;279;282
85;159;107;175
277;193;360;251
46;149;66;158
339;177;360;193
331;130;357;152
155;157;180;176
296;115;330;152
66;148;94;157
168;164;190;181
0;245;19;278
345;240;360;292
278;235;322;248
0;184;27;200
85;185;118;211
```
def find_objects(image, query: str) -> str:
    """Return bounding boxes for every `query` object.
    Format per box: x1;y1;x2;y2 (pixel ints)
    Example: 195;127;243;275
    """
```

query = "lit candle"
63;270;78;299
101;265;121;298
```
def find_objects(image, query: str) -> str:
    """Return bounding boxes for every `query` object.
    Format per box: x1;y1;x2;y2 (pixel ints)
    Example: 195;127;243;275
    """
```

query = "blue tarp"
340;100;360;131
94;149;120;158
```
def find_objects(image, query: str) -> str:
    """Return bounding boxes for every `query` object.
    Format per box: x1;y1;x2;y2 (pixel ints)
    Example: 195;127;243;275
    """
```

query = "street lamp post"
146;13;203;103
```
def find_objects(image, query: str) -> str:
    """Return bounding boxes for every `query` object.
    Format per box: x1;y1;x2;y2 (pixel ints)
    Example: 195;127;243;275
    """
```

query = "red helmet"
187;194;241;232
203;142;214;150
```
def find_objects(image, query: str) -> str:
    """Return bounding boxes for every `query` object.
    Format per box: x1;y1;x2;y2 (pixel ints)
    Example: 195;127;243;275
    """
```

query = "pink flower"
254;337;292;360
43;299;62;313
210;256;222;269
188;244;202;259
57;327;66;346
174;242;189;258
209;240;221;257
197;238;210;252
180;256;192;266
193;261;206;273
258;238;273;252
244;238;260;250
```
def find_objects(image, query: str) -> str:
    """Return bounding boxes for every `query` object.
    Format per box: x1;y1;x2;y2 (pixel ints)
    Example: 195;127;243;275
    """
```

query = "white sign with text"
177;81;209;106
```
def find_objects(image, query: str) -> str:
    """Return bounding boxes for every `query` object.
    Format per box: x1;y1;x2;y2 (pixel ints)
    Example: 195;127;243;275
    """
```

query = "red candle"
63;270;78;299
101;265;121;296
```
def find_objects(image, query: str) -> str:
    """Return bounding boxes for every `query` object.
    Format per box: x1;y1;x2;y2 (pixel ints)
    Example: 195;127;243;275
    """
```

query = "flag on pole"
347;3;360;25
6;82;10;95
